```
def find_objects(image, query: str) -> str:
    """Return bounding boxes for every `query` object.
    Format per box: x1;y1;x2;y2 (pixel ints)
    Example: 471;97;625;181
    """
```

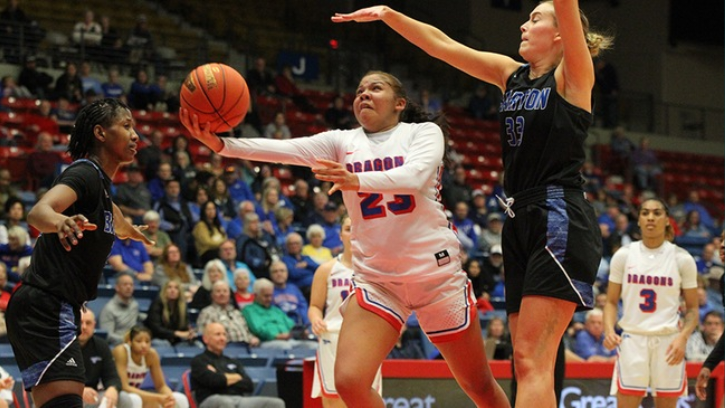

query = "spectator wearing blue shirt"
107;231;154;283
235;213;275;280
452;201;479;256
572;309;616;362
269;261;310;327
683;191;716;232
222;166;255;206
0;226;33;282
320;202;342;256
101;68;124;99
148;162;174;203
226;200;256;241
218;239;255;290
280;232;318;299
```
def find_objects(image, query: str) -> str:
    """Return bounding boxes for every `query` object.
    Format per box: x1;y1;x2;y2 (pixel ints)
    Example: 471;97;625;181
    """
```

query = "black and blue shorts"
502;185;602;315
6;284;85;390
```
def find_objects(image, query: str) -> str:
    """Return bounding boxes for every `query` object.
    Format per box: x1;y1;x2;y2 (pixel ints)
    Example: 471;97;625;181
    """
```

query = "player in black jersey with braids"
334;2;612;407
6;98;153;408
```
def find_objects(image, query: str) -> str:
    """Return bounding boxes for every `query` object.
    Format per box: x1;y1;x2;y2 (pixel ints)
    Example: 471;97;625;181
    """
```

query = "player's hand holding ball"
179;63;250;153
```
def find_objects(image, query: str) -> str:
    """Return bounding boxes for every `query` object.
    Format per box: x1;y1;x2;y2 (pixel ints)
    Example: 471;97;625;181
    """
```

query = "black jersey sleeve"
56;162;103;209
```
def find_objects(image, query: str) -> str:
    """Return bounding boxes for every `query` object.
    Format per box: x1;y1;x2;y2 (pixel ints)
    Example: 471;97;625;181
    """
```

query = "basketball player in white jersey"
309;217;382;407
603;198;699;408
180;70;509;408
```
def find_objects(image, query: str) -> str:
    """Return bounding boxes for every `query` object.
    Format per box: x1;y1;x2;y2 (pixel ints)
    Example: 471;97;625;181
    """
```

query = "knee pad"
40;394;83;408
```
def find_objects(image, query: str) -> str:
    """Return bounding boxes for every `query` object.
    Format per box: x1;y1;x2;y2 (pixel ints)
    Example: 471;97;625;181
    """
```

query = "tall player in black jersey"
333;2;611;407
6;99;153;408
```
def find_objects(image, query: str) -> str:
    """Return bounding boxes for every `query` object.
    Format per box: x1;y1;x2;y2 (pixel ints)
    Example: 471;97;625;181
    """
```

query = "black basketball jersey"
498;64;592;196
24;159;116;306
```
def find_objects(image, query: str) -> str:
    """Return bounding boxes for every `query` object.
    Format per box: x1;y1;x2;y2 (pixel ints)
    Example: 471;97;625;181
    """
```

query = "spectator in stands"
112;325;189;408
26;131;62;189
126;14;155;66
108;220;154;282
479;212;503;253
79;61;103;96
235;212;275;280
155;176;193;260
189;259;231;310
290;179;313;224
193;200;228;265
273;207;295;250
209;176;237;221
324;94;354;130
149;74;179;113
270;260;310;328
218;239;254;290
72;9;102;50
243;278;317;350
452;201;479;256
682;210;712;241
52;96;79;134
469;189;489;229
467;84;497;120
141;210;171;263
99;15;125;66
274;64;317;113
1;0;43;63
0;226;32;282
608;213;635;250
697;285;717;324
302;224;332;265
99;272;140;346
144;279;197;347
101;68;124;99
225;200;256;241
0;263;11;312
136;129;163;182
485;317;513;361
417;88;442;115
54;62;84;103
255;186;281;234
263;111;292;139
1;74;31;98
465;258;495;309
127;69;153;111
687;311;724;362
683;190;716;232
442;165;472;210
594;58;619;129
320;202;343;256
609;126;634;179
152;243;198;301
482;244;505;298
246;57;276;97
0;170;15;222
115;164;152;224
572;308;616;361
187;185;209;226
233;268;255;310
164;136;191;168
696;243;720;275
79;309;138;408
282;232;319;299
631;136;662;192
222;165;255;206
0;196;29;246
190;322;285;408
196;280;259;346
17;55;53;98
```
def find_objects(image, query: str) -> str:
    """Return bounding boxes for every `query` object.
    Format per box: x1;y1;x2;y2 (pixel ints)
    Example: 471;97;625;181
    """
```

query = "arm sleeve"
220;133;340;168
608;246;629;284
703;333;725;370
357;123;444;194
676;248;698;289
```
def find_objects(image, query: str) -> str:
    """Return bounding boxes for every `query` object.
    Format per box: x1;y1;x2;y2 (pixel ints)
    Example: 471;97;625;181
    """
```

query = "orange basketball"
180;63;250;133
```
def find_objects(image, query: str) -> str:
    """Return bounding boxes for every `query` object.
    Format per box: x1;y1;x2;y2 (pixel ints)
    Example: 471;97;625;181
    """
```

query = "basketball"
180;63;250;133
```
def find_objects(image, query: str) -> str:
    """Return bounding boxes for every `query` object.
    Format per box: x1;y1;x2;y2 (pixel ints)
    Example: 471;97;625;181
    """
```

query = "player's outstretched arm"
332;5;519;90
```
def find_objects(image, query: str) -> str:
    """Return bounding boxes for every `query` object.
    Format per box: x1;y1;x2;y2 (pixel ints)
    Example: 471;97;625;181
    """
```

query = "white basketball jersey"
123;343;148;388
222;123;462;284
324;256;353;332
609;241;697;335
